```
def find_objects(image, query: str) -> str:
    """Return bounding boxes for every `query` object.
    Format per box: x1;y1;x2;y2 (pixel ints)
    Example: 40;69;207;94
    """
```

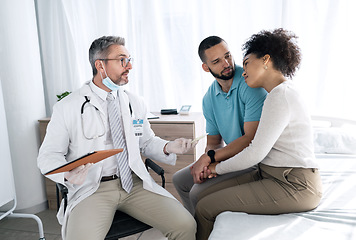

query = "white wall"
0;0;47;213
0;80;16;210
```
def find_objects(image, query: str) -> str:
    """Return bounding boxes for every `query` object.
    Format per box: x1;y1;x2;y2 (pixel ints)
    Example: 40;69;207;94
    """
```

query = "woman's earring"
264;65;268;70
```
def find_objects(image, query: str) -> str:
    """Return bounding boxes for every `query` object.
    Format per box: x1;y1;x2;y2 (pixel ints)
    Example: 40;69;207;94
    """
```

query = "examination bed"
208;116;356;240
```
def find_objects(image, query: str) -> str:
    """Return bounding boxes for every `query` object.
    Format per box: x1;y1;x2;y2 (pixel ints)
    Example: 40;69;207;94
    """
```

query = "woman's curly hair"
242;28;301;78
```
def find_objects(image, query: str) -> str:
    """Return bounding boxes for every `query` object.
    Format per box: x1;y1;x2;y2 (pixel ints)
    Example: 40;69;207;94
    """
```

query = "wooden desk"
39;112;205;208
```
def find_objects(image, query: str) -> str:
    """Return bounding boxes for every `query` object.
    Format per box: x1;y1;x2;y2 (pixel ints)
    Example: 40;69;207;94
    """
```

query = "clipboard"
45;149;123;175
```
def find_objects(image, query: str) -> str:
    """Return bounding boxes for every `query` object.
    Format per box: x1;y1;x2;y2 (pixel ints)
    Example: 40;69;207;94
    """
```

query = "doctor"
38;36;196;240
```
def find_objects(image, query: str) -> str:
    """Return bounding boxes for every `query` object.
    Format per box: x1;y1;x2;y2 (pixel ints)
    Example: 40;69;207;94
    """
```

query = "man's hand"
190;153;211;184
165;138;197;154
64;163;92;185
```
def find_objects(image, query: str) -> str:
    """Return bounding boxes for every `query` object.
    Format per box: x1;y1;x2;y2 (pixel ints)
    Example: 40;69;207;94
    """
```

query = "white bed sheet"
209;154;356;240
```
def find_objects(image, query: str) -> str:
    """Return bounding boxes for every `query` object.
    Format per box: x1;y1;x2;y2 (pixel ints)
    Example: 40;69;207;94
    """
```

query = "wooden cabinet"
38;117;51;143
38;118;56;209
38;112;205;209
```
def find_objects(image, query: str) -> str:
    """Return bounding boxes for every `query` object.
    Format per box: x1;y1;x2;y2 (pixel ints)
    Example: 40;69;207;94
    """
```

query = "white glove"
165;138;197;154
64;163;93;185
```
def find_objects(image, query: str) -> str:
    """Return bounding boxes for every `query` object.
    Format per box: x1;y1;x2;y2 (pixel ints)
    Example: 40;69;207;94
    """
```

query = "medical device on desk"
179;105;191;115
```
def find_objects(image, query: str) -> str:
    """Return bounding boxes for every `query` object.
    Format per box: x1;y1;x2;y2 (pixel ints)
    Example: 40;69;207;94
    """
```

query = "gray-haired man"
38;36;196;240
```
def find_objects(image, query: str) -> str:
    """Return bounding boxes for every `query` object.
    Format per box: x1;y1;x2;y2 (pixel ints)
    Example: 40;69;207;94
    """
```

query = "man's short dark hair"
198;36;225;63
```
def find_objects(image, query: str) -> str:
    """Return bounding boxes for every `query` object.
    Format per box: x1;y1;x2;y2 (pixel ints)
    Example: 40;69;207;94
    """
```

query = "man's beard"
209;65;235;81
114;70;130;86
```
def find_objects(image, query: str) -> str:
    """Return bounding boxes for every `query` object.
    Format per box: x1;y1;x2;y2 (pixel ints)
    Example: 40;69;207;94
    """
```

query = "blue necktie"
107;93;133;193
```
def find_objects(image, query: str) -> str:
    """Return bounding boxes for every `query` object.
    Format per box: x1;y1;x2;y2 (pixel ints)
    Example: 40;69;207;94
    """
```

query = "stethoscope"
80;96;133;140
81;96;105;140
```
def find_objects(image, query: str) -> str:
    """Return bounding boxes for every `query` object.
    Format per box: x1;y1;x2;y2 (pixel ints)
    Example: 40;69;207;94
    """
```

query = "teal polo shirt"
202;65;267;145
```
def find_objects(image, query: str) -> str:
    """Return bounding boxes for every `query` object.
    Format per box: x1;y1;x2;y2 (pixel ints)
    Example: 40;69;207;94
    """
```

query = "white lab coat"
37;81;177;238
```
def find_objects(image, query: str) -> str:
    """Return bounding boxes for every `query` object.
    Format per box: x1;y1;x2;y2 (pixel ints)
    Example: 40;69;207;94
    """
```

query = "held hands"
190;154;211;184
165;138;197;155
190;154;218;184
64;163;93;185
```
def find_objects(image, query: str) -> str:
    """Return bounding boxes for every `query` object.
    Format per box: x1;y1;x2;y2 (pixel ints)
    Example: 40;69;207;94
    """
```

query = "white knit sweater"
216;81;318;175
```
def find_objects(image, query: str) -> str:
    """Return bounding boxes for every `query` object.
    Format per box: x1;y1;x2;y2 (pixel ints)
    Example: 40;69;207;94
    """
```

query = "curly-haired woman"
195;29;322;240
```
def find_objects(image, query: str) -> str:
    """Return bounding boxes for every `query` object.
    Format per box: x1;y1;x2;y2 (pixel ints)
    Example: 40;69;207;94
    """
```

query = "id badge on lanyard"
133;119;143;137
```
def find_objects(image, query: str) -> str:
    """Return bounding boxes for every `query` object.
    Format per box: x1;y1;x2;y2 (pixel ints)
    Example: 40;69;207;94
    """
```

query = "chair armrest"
56;183;68;212
56;182;68;194
145;158;165;188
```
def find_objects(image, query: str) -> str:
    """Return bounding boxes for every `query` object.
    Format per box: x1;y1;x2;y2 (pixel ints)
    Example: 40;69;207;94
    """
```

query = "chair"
56;158;165;239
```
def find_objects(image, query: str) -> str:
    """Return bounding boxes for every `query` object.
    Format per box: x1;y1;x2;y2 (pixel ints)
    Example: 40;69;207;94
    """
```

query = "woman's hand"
207;162;218;178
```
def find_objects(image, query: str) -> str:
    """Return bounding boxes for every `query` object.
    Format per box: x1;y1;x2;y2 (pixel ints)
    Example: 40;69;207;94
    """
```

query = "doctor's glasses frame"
99;57;133;68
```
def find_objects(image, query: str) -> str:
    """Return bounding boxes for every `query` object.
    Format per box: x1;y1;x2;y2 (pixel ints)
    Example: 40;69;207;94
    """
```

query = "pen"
192;133;209;144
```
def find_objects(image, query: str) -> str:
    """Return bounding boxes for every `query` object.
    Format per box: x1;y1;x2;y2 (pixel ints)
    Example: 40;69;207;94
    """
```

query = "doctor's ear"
95;60;104;72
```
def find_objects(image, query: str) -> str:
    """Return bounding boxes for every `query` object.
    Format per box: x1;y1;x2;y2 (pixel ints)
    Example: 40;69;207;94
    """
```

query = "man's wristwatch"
207;150;216;163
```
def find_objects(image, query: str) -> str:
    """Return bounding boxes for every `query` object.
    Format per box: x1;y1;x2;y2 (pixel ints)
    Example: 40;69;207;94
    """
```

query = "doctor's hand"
165;138;197;155
64;163;93;185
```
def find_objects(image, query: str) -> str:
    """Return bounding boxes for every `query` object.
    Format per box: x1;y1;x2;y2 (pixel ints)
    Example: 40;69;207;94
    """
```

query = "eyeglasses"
99;57;133;68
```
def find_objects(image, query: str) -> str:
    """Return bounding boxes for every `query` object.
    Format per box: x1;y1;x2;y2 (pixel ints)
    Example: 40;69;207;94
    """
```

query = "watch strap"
207;150;216;163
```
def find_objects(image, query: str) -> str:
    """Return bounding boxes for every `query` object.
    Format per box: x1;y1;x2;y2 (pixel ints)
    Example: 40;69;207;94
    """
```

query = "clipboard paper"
45;149;123;175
